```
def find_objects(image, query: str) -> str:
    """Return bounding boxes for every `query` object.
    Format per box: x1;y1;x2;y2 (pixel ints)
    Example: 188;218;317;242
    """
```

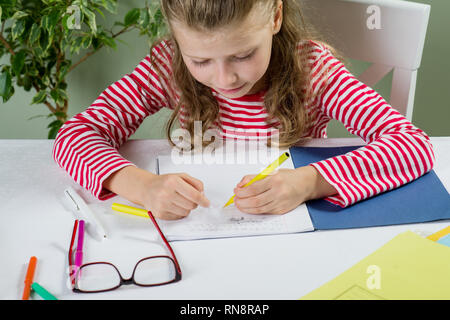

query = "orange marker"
22;256;37;300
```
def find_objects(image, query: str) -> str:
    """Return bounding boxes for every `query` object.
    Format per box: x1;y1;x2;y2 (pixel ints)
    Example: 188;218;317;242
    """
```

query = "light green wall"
1;0;449;139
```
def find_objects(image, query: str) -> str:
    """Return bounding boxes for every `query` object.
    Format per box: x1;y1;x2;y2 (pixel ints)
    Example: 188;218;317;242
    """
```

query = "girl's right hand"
139;172;210;220
103;166;210;221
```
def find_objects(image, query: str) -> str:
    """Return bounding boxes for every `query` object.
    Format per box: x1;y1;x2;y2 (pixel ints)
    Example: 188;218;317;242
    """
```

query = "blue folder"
289;146;450;230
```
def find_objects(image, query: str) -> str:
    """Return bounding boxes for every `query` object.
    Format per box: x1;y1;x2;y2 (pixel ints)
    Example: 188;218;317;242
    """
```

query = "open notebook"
156;147;314;240
155;144;450;241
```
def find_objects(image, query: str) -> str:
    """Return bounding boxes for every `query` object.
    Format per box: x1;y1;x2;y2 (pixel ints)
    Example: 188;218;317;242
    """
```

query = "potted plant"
0;0;166;138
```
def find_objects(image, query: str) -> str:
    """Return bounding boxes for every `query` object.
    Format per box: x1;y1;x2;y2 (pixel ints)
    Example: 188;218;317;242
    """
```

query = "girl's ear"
272;0;283;34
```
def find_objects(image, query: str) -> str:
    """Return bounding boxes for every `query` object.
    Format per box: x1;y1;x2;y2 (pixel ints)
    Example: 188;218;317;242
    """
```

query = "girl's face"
171;2;283;99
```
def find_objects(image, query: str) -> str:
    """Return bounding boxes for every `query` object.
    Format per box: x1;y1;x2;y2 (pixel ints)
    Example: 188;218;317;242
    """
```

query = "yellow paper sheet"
301;231;450;300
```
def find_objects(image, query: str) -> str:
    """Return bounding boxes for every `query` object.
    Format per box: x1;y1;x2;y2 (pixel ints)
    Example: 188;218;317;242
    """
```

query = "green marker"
31;282;58;300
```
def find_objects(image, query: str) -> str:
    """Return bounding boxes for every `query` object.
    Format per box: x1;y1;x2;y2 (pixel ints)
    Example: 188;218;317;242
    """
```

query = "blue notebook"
289;146;450;230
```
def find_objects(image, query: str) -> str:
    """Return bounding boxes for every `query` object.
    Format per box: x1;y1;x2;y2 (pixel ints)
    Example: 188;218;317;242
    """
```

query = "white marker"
64;187;107;241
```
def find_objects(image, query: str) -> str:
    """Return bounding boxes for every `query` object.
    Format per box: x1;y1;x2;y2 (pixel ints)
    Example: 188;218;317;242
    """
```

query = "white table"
0;137;449;300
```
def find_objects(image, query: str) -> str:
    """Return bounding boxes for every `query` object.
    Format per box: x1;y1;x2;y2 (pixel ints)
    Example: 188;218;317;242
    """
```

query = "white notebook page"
156;146;314;240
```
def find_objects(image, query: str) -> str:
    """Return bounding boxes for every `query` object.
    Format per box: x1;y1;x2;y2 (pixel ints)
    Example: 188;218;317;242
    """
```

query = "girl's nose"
215;63;238;89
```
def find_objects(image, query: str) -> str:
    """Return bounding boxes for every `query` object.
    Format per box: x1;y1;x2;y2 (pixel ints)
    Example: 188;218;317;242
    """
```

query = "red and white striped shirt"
52;40;435;207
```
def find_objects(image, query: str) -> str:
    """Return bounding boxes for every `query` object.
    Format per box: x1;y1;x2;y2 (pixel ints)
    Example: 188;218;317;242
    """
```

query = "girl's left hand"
233;167;318;215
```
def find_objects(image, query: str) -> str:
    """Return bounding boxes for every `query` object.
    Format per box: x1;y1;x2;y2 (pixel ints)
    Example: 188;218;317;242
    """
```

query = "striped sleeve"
306;41;435;207
52;41;175;200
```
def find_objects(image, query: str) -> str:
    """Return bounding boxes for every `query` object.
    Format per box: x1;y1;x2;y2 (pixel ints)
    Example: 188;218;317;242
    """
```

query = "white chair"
300;0;431;121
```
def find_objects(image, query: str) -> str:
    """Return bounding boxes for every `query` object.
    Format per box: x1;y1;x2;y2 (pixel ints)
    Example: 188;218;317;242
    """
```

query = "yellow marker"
112;203;149;218
427;225;450;242
223;152;290;208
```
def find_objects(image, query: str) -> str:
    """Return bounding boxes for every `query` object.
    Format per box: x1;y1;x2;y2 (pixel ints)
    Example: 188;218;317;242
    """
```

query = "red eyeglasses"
68;212;182;293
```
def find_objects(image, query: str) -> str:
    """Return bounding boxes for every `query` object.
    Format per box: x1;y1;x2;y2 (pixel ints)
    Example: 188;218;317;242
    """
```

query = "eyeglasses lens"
76;263;121;292
134;257;177;285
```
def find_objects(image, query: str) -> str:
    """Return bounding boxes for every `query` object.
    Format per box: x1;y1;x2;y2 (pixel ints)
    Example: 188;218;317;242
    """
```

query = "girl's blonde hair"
151;0;335;149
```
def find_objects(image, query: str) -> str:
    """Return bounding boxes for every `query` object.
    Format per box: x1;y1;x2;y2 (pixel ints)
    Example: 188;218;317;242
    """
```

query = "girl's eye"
192;60;210;67
191;50;255;67
234;52;254;62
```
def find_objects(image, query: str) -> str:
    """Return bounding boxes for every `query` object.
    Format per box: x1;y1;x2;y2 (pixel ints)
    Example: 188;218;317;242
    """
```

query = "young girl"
53;0;434;220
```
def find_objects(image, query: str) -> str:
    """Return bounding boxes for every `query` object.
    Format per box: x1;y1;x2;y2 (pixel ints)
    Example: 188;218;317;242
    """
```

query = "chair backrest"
301;0;430;121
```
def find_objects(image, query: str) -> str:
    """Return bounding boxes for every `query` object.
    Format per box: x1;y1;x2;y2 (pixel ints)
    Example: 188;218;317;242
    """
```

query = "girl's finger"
158;211;186;221
172;191;198;211
238;199;275;215
179;173;204;192
176;175;210;207
235;176;271;199
235;187;274;210
166;201;191;218
237;174;257;187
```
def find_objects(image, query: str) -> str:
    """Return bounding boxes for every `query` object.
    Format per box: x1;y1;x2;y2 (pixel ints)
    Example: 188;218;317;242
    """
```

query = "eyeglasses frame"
68;211;182;293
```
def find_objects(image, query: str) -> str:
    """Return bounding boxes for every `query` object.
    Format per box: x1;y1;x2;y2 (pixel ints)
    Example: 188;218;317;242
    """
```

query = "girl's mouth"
217;83;246;95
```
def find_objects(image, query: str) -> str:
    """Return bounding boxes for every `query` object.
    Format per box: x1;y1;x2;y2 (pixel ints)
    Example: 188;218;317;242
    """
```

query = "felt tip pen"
75;219;85;271
22;256;37;300
31;282;58;300
64;187;107;241
223;152;290;207
111;203;149;218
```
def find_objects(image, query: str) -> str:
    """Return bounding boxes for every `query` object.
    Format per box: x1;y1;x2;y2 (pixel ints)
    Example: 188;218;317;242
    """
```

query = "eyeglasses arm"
147;211;182;275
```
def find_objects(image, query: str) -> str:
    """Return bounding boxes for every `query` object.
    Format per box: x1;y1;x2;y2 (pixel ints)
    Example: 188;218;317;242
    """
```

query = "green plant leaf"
12;50;27;76
100;35;116;49
48;123;62;139
47;118;64;139
52;111;67;119
39;31;52;54
28;114;48;121
57;88;68;101
57;81;67;90
33;46;45;60
0;69;12;98
70;36;84;55
124;8;140;26
11;10;28;20
41;74;50;86
47;119;63;129
2;85;14;103
94;7;105;19
58;62;71;82
81;34;92;49
50;88;58;103
91;36;101;50
139;8;149;29
154;8;163;25
102;0;117;14
150;22;158;37
31;90;47;104
28;65;39;77
41;10;59;34
83;7;97;34
28;23;41;44
50;88;68;105
11;19;26;40
23;75;32;91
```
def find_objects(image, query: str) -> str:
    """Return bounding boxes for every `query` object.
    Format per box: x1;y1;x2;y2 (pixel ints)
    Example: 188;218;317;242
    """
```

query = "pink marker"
74;220;85;279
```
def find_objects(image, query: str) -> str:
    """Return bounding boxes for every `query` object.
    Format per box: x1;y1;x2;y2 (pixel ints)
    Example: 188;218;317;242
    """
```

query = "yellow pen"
223;152;290;208
112;203;149;218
